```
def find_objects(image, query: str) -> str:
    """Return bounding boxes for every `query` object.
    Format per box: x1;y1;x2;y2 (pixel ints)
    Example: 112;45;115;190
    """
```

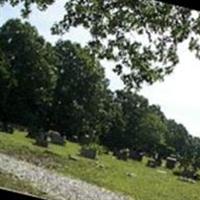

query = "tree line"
0;19;200;174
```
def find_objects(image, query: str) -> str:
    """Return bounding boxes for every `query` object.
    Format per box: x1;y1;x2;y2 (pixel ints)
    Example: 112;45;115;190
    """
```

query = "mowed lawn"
0;130;199;200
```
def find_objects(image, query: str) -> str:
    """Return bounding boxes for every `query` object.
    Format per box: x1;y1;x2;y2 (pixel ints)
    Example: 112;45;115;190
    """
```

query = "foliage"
2;1;200;88
165;119;190;156
0;0;55;17
81;143;107;155
1;19;200;174
100;90;167;155
137;112;168;154
50;40;110;141
0;19;57;131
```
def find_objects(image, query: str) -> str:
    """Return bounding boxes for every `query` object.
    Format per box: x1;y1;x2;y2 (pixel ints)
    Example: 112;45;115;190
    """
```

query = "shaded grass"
0;130;200;200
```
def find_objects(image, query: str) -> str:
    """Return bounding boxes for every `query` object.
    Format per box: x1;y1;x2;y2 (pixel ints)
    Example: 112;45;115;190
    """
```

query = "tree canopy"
50;39;110;141
1;0;200;88
0;19;57;130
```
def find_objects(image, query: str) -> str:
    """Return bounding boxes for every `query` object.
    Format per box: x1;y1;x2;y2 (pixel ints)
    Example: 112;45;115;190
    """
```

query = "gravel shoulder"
0;153;131;200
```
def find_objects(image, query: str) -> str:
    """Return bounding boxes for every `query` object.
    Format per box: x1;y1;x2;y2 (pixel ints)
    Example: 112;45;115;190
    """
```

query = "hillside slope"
0;131;199;200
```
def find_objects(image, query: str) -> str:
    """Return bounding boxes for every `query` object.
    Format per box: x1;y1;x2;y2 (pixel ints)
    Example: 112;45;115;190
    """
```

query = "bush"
91;144;108;155
80;143;108;159
84;143;107;154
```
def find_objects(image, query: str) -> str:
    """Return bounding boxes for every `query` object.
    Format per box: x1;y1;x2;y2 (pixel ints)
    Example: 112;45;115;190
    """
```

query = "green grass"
0;130;200;200
0;171;47;198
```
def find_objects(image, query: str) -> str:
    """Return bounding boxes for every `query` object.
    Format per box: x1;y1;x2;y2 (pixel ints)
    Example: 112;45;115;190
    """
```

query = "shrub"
80;143;108;159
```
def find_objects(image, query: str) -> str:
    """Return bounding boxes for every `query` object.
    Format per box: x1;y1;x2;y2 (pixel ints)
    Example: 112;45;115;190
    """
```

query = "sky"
1;2;200;137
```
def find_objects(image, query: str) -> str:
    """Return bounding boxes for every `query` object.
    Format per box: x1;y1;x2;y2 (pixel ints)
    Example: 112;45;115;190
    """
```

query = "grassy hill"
0;130;199;200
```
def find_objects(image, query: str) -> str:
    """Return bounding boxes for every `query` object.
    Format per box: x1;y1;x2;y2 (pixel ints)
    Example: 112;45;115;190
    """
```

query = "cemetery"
0;129;200;200
1;1;200;199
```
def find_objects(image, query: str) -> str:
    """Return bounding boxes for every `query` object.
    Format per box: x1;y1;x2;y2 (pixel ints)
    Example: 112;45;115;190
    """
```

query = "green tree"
99;94;126;150
137;112;168;154
165;119;190;156
51;40;110;141
2;0;200;88
0;47;16;131
0;0;55;17
101;91;150;150
0;19;57;131
177;136;200;176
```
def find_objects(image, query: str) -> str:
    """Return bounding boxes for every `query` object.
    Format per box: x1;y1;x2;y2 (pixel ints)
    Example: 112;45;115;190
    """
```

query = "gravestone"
153;153;162;167
35;132;48;147
116;149;130;161
130;150;144;161
166;156;177;169
48;130;66;146
80;147;97;159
